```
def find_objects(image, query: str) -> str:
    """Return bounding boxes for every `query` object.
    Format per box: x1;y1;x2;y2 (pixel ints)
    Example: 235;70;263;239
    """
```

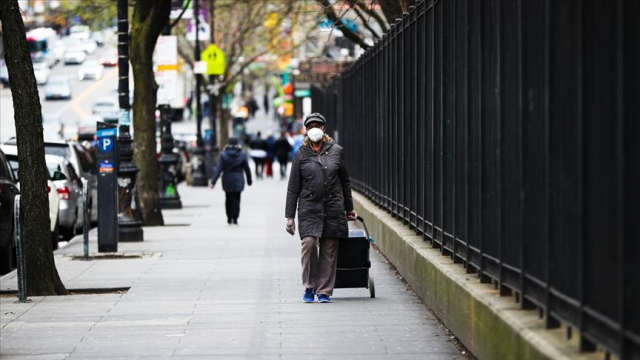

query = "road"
1;46;118;143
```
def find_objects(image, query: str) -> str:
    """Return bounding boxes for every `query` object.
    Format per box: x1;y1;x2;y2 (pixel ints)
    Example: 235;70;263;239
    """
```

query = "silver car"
92;97;119;122
44;76;71;100
45;154;84;240
43;141;98;224
78;60;103;81
63;49;86;65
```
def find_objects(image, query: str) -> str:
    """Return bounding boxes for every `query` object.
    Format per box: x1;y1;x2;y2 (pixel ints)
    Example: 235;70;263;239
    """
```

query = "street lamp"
191;0;208;187
116;0;144;241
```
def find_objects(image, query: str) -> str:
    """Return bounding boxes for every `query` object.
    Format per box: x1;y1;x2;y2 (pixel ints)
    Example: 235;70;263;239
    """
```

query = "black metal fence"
312;0;639;358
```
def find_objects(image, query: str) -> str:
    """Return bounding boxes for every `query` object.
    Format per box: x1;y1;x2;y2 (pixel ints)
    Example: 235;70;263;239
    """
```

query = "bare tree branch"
356;0;389;32
350;1;380;39
317;0;370;50
169;0;191;29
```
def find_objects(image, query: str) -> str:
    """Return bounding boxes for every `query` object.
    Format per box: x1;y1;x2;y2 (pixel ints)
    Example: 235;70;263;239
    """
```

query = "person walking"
285;113;357;303
249;131;268;179
274;130;293;179
265;133;276;178
210;137;252;225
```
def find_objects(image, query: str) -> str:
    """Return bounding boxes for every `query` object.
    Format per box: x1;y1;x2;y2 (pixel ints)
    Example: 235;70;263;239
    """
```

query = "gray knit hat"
303;113;326;127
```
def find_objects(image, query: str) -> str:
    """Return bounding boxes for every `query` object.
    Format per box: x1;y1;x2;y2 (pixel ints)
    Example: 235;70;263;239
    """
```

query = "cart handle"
356;215;371;240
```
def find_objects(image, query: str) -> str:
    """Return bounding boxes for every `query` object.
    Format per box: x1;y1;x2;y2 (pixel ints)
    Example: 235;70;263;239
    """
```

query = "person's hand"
347;210;357;221
209;183;214;189
286;218;295;236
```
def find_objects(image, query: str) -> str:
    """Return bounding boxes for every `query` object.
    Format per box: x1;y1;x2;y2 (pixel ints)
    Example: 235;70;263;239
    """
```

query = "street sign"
201;44;225;75
96;122;119;252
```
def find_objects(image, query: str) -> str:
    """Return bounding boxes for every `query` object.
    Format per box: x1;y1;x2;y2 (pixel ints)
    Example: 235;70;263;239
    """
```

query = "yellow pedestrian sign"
201;44;225;75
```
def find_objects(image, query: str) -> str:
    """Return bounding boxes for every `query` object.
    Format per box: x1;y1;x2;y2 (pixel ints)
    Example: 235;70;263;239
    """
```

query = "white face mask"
307;128;324;143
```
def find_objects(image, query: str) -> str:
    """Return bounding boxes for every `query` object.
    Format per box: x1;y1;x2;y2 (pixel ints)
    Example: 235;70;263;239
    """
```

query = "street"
1;46;118;143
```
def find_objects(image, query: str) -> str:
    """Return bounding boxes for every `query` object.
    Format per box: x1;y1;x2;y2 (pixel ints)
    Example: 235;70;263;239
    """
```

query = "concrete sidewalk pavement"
0;179;465;359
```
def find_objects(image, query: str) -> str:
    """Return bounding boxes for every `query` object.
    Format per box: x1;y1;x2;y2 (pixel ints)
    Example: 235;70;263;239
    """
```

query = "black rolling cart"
334;216;376;298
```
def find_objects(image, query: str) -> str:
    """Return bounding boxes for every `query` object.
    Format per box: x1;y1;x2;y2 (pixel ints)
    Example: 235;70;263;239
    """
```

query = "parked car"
99;49;118;67
0;149;19;274
1;144;61;249
78;60;104;81
44;76;71;100
92;97;119;122
43;141;98;224
32;60;50;85
45;154;84;240
63;49;86;65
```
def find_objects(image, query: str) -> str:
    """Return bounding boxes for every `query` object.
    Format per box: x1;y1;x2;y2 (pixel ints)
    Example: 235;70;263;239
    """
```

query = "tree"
211;0;312;146
0;0;68;296
130;0;172;226
55;0;117;31
315;0;417;49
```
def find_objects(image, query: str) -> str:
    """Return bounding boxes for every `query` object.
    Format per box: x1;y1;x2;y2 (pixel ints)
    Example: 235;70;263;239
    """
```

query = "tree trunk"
0;0;67;296
130;0;171;226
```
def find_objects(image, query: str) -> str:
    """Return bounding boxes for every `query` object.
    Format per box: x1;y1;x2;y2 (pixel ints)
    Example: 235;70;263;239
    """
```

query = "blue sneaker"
302;288;315;303
317;294;331;303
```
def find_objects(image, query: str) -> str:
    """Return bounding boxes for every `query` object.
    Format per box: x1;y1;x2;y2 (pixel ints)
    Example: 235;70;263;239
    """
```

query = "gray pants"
301;237;339;296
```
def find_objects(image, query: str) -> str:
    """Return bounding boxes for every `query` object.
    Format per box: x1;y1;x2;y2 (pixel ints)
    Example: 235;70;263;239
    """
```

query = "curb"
353;192;604;360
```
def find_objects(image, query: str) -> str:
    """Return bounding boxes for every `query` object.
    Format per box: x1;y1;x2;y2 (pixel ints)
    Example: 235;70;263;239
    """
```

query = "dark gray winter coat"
211;146;252;192
285;135;354;239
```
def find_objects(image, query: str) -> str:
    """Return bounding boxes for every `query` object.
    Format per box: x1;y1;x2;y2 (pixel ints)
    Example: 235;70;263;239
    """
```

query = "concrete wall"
353;192;604;360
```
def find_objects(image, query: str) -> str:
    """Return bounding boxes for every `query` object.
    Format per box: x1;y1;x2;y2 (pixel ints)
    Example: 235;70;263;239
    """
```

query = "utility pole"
191;0;208;186
116;0;144;241
206;0;218;172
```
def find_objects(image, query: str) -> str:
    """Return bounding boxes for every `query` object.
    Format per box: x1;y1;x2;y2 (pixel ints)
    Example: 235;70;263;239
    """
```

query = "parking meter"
96;122;119;252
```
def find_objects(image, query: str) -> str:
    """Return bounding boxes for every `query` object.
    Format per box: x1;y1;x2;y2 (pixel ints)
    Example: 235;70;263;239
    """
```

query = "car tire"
51;218;60;250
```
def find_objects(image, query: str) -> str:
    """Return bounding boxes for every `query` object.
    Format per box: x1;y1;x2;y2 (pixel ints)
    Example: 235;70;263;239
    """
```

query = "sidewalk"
0;179;464;359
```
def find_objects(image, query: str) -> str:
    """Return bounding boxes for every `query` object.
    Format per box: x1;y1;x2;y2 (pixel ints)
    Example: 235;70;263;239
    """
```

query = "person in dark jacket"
274;130;293;179
285;113;357;303
210;137;252;225
249;131;268;179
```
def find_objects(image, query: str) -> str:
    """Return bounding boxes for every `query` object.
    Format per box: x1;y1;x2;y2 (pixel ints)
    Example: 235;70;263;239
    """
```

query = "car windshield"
44;144;71;159
48;78;68;86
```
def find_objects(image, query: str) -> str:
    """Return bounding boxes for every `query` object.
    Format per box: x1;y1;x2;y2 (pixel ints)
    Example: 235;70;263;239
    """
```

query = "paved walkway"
1;179;464;359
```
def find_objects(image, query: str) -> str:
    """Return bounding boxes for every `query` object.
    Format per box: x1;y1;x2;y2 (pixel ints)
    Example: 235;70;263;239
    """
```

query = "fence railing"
312;0;639;358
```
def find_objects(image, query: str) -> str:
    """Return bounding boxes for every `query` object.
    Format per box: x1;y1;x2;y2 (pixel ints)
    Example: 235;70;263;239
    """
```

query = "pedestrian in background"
249;131;267;179
265;133;276;178
274;130;293;179
210;137;252;225
285;113;357;303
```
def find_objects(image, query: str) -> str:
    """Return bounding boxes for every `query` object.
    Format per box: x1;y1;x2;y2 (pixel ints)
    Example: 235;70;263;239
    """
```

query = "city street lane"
1;46;118;143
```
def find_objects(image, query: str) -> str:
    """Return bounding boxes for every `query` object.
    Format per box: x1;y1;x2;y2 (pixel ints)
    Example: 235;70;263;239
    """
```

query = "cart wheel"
368;276;375;298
